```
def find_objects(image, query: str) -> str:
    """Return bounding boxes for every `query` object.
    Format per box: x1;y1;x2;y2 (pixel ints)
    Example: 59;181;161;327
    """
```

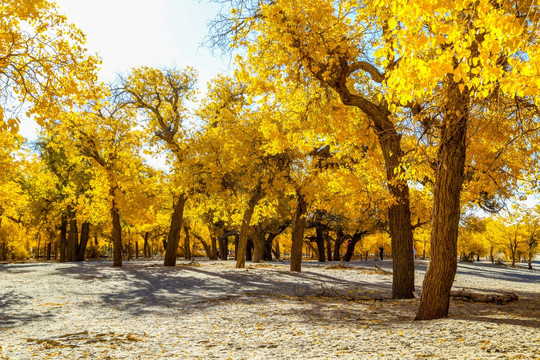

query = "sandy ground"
0;258;539;359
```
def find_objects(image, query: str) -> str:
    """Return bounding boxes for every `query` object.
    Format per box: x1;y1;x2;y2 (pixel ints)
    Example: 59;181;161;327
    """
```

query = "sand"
1;259;539;359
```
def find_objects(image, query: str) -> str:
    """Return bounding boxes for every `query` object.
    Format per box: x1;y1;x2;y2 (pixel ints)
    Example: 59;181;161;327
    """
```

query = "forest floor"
0;258;539;359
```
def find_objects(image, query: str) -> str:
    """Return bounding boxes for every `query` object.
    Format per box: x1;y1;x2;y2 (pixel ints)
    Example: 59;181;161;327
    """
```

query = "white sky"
20;0;231;139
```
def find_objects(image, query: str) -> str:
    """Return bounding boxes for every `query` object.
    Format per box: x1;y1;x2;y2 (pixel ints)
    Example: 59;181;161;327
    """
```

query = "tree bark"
343;232;366;262
111;202;122;267
164;194;187;266
59;216;67;262
76;222;90;261
143;232;150;258
290;190;307;272
333;229;345;261
218;234;228;260
416;79;469;320
184;226;191;260
314;226;325;262
251;225;266;263
236;185;264;268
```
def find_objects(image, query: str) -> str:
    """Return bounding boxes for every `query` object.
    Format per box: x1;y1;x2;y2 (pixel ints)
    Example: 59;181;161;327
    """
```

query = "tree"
0;0;100;132
208;0;416;297
121;66;197;266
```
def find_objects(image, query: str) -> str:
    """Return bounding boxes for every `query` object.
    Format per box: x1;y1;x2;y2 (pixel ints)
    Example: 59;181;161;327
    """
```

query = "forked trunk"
416;79;468;320
236;185;264;268
290;190;307;272
164;194;187;266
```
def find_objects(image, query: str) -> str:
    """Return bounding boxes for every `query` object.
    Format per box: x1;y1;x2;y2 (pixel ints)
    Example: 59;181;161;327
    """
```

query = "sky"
20;0;231;139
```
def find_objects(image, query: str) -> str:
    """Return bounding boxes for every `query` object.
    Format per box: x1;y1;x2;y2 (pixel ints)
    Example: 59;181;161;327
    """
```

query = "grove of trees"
1;0;539;321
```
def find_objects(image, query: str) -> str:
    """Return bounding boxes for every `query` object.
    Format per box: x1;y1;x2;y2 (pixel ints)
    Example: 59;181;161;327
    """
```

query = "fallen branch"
450;289;518;304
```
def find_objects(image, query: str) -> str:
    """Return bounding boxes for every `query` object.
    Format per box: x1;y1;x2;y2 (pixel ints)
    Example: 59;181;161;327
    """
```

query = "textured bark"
325;232;332;263
290;191;307;272
143;232;150;258
59;216;67;262
76;222;90;261
416;80;469;320
164;194;187;266
251;225;265;263
264;233;278;261
236;185;264;268
218;235;228;260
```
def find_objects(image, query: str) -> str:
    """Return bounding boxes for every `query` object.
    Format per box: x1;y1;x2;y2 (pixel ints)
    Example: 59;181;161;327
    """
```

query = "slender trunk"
315;226;325;262
343;232;365;262
264;233;278;261
164;194;187;266
251;226;266;263
193;232;212;258
333;229;345;261
135;240;139;259
246;238;253;261
76;222;90;261
210;236;218;260
273;240;280;260
111;202;122;267
334;85;414;299
290;190;307;272
234;234;239;260
218;235;228;260
184;226;191;260
490;245;494;264
67;206;78;262
143;232;150;258
325;232;332;262
236;185;264;268
416;78;469;320
59;216;67;262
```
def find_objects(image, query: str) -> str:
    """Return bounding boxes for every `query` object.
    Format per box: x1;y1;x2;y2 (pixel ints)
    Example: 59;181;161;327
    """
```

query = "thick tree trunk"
210;236;218;260
234;234;239;260
143;232;150;258
290;190;307;272
236;185;264;268
251;225;265;263
246;238;253;261
164;194;187;266
218;235;228;260
59;216;67;262
325;232;332;262
66;206;78;262
76;222;90;261
273;240;280;260
416;80;469;320
184;226;191;260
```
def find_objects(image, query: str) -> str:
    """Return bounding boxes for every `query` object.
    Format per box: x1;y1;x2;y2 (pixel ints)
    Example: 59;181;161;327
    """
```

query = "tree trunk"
59;216;67;262
111;202;122;267
343;232;366;262
251;225;266;263
290;190;307;272
143;232;150;258
246;238;253;261
135;240;139;259
264;233;278;261
76;222;90;261
234;234;239;260
210;236;218;260
236;185;264;268
184;226;191;260
218;235;228;260
273;240;280;260
325;232;332;262
332;79;415;299
164;194;187;266
416;79;469;320
67;206;78;262
333;229;345;261
314;226;325;262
